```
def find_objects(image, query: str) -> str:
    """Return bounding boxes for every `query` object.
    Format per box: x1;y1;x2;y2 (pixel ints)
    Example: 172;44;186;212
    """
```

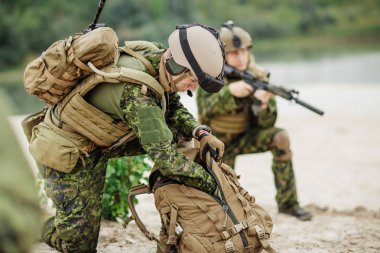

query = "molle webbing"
209;112;246;134
57;62;165;147
60;93;130;147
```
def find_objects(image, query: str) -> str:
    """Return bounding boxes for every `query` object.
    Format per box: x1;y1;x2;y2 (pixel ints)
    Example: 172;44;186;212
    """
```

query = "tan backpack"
127;149;276;253
23;27;119;105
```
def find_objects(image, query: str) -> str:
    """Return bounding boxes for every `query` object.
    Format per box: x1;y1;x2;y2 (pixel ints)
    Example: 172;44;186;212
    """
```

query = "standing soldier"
31;24;226;252
0;90;41;253
197;21;312;221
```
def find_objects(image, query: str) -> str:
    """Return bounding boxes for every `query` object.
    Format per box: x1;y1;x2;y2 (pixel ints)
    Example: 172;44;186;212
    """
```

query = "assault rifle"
224;64;324;116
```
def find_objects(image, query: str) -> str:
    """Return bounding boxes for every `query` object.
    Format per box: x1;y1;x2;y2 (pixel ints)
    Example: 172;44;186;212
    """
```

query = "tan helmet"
220;20;252;53
168;24;225;93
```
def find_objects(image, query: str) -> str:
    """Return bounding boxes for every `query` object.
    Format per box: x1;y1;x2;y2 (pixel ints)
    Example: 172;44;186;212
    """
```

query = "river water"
263;51;380;85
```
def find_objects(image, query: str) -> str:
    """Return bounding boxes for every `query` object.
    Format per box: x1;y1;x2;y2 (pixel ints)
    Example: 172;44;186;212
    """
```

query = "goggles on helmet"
165;56;188;76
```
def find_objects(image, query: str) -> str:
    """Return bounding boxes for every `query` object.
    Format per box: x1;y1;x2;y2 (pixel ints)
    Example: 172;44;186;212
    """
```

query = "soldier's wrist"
193;125;211;141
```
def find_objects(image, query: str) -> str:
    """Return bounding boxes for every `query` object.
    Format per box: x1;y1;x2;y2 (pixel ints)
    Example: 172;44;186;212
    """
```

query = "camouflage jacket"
88;45;216;194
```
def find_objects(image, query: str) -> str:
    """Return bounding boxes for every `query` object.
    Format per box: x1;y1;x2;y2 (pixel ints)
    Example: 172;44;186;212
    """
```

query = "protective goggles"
165;56;188;76
176;24;225;93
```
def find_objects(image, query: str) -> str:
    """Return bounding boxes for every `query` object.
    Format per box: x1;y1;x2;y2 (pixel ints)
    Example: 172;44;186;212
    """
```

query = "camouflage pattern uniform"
197;73;300;212
40;47;216;252
0;90;40;253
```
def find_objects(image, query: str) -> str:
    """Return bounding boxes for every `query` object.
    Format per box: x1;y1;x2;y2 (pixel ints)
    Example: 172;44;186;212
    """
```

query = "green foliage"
101;155;152;221
1;0;380;113
2;0;379;71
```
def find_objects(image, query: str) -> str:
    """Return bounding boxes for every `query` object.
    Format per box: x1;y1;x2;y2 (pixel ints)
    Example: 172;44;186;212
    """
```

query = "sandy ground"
11;83;380;253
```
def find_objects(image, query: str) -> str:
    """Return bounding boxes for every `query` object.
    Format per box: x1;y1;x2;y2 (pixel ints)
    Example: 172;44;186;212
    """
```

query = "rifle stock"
224;64;324;116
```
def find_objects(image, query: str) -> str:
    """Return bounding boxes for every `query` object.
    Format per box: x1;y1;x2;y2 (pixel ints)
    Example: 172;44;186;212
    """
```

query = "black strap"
178;28;204;80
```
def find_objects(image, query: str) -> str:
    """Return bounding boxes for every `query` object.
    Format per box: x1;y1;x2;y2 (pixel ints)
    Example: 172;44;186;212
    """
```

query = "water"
262;52;380;85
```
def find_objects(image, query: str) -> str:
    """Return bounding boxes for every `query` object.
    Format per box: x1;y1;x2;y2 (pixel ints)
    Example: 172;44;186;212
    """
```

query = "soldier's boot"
280;206;312;221
40;216;55;245
273;160;312;221
271;131;312;221
40;216;97;253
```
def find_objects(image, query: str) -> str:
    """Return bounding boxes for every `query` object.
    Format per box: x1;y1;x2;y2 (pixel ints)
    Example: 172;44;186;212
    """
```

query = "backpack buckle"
166;235;177;245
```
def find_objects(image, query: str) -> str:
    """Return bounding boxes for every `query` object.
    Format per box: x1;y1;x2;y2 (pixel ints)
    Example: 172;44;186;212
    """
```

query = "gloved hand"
193;125;225;161
199;134;225;161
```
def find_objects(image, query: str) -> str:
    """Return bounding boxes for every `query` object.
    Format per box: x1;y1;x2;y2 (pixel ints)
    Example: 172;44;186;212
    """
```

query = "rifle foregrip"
295;98;324;116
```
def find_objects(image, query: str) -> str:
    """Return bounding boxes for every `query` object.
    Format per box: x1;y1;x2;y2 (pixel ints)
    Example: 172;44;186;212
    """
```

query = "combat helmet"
220;20;252;52
167;24;225;93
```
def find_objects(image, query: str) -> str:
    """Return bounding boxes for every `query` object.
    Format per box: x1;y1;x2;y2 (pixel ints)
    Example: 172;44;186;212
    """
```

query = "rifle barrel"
294;98;324;115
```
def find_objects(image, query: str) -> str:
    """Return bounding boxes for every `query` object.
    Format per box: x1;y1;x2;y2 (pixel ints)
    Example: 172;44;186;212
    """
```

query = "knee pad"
271;130;292;161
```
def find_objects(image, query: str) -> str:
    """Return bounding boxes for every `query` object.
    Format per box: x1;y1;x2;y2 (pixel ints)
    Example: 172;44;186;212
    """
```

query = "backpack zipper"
205;158;249;248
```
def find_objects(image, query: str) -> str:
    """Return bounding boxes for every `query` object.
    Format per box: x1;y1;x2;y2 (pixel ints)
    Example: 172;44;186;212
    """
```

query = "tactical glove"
193;125;225;161
199;135;224;162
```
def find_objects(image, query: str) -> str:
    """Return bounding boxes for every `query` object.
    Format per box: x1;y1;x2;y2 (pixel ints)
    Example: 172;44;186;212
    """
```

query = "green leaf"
102;155;151;221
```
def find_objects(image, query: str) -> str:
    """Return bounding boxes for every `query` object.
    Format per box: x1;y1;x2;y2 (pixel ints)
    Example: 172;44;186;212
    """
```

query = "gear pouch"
21;107;48;143
29;122;83;173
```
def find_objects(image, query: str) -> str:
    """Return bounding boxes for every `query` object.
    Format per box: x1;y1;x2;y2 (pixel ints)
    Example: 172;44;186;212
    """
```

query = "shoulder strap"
84;62;165;99
125;184;159;242
120;40;159;78
119;66;164;98
120;46;158;78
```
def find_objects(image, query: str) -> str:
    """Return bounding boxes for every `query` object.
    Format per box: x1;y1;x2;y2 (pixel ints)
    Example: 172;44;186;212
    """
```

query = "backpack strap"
86;59;164;100
120;46;158;78
166;204;179;245
125;184;159;242
119;66;164;98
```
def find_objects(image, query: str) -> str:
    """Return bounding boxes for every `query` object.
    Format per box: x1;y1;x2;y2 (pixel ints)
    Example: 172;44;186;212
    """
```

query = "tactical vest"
209;112;247;135
54;41;166;147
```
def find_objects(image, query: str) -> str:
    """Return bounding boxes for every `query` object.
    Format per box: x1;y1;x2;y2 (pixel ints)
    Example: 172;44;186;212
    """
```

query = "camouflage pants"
39;148;110;253
221;127;299;211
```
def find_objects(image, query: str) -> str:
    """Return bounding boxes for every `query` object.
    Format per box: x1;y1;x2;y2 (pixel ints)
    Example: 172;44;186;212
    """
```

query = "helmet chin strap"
168;71;192;92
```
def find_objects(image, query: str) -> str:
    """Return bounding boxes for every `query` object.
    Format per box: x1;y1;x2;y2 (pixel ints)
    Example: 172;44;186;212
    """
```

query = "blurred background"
1;0;380;114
